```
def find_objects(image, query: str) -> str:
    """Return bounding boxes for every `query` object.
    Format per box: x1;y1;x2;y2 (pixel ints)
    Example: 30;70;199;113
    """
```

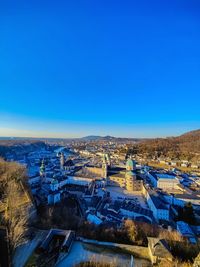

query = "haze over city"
1;0;200;138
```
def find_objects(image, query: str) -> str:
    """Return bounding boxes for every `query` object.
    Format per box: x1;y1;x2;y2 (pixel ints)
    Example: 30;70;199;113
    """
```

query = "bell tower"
102;154;108;180
40;159;46;182
60;152;65;170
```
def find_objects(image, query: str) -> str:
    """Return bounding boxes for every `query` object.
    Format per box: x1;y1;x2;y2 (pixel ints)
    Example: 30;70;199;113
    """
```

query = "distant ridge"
81;135;104;141
81;135;119;141
81;135;148;143
180;129;200;137
0;129;199;142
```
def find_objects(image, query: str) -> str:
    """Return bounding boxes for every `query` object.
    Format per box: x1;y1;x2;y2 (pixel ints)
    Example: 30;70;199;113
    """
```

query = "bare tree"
5;180;29;251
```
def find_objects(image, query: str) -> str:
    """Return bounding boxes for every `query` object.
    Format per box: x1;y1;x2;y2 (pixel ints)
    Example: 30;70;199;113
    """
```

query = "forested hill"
132;129;200;161
176;129;200;153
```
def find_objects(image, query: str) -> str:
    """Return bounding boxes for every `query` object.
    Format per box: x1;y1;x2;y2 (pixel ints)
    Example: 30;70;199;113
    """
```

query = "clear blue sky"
0;0;200;138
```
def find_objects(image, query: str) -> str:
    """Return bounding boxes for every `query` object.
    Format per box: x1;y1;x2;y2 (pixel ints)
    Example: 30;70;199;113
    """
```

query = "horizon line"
0;127;199;140
0;132;191;140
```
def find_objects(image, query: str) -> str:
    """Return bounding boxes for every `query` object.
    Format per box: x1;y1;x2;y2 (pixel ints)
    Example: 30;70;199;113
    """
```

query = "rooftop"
149;194;169;210
156;173;176;180
177;221;194;236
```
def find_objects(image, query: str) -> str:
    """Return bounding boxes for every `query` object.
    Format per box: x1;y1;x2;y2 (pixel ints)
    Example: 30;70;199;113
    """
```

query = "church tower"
102;162;107;179
40;159;46;182
105;153;111;167
125;157;137;191
60;152;65;170
102;154;108;179
126;157;136;171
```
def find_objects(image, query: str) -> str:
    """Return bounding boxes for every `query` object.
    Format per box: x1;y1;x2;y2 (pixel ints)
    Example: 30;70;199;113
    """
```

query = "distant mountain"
81;135;121;141
81;135;104;141
81;135;146;143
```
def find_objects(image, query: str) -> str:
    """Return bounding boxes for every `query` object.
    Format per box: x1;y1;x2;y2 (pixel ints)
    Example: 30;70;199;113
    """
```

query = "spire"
102;154;108;179
102;153;111;166
60;152;65;170
40;158;45;177
126;157;136;171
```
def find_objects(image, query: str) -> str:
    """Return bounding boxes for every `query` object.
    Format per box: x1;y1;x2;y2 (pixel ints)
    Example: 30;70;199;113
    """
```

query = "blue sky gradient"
0;0;200;137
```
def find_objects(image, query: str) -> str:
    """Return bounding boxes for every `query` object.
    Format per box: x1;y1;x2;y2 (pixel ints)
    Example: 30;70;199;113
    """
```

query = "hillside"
176;129;200;154
181;129;200;137
132;129;200;161
0;159;31;255
0;140;47;159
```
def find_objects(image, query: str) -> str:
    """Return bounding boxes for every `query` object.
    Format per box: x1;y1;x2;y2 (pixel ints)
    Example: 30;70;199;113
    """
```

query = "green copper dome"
126;158;136;171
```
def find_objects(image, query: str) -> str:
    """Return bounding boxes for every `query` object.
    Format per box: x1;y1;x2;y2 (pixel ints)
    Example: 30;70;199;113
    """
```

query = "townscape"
1;134;200;267
1;1;200;266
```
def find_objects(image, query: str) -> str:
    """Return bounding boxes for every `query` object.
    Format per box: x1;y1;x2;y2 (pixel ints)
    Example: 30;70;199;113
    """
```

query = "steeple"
102;154;108;179
40;159;46;183
60;152;65;170
126;157;136;171
40;159;46;178
125;157;137;191
105;153;111;167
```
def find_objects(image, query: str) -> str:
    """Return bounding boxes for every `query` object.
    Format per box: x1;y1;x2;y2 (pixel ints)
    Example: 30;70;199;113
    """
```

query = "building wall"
86;167;104;177
50;182;59;191
28;176;40;185
146;191;169;222
146;172;157;187
174;197;200;207
120;208;152;223
126;173;136;191
108;176;126;187
146;194;158;220
157;178;179;190
48;193;60;204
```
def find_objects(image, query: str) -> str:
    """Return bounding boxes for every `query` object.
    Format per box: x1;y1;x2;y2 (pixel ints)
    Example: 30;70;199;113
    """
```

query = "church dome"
126;158;136;171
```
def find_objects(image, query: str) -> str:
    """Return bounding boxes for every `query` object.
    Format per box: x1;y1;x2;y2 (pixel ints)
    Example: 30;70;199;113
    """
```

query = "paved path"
78;237;150;260
80;237;136;249
57;241;132;267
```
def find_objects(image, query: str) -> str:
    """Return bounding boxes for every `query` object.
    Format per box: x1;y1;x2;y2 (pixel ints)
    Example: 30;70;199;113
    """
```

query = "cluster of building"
7;141;198;246
4;139;200;267
133;153;200;170
156;158;200;169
